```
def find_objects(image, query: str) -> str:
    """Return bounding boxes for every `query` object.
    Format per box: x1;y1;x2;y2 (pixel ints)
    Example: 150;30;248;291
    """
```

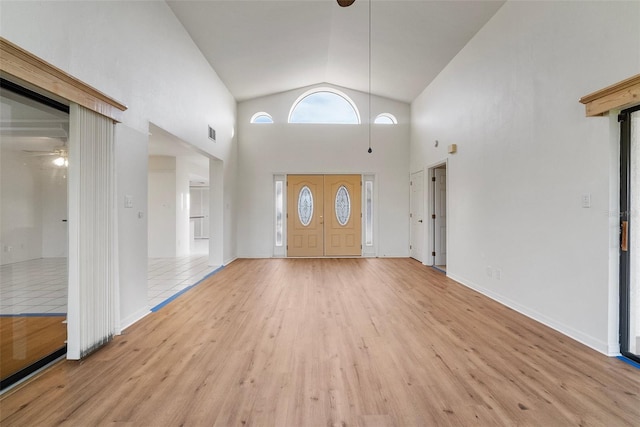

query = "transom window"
250;112;274;124
289;89;360;124
374;113;397;124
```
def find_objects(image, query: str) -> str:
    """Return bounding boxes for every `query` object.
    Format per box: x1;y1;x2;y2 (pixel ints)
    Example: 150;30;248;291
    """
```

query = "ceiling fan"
22;145;69;167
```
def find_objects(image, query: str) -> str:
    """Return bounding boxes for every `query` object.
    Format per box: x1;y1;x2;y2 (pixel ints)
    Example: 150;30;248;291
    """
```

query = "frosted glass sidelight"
365;181;373;245
275;180;284;246
298;186;313;226
335;185;351;226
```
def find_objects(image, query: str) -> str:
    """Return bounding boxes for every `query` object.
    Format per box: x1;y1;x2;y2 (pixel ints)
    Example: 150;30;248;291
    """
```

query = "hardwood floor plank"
0;316;66;380
1;258;639;426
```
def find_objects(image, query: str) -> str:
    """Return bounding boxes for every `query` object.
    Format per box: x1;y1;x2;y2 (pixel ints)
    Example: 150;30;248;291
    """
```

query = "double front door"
287;175;361;257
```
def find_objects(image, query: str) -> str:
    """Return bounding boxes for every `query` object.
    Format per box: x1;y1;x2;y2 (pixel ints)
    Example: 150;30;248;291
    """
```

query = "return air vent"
208;126;216;142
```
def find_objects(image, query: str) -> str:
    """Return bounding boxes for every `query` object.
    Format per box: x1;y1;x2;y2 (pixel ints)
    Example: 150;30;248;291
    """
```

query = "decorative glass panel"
298;186;313;226
335;185;351;226
365;181;373;246
275;180;283;246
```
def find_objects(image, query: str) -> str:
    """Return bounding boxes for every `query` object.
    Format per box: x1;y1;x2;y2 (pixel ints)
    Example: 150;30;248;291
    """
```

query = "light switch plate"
125;195;133;208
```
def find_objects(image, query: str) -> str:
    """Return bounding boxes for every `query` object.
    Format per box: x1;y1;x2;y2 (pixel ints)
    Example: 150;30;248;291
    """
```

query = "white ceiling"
168;0;505;103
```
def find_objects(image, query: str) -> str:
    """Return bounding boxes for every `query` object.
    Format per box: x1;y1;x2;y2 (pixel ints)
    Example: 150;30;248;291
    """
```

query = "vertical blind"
67;103;119;359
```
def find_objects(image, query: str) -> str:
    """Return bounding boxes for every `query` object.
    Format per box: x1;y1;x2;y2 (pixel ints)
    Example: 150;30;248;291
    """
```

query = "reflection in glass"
0;83;69;390
629;110;639;357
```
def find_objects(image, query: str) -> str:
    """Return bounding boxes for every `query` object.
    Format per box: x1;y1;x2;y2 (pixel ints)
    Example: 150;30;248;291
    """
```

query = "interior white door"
434;168;447;266
410;171;424;261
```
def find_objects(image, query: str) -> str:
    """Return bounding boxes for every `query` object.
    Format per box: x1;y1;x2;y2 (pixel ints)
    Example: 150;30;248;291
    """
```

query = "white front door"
410;171;424;261
434;167;447;266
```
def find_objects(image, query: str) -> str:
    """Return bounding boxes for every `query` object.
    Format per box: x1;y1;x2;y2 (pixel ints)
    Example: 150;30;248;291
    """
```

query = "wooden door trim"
579;73;640;117
0;37;127;122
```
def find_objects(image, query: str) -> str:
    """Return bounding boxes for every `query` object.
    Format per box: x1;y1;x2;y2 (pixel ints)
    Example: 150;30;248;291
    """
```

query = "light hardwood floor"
1;258;639;426
0;316;66;379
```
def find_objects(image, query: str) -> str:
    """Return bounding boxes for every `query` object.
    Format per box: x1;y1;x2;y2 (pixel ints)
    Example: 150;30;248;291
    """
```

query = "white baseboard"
447;272;611;356
223;256;238;266
118;307;151;334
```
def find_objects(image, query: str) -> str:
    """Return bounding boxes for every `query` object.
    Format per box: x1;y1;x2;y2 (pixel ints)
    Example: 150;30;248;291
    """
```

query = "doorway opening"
147;124;218;310
428;163;447;272
409;170;425;262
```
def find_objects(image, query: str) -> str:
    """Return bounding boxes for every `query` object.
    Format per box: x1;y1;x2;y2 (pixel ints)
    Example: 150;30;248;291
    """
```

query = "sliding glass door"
0;80;69;390
620;105;639;362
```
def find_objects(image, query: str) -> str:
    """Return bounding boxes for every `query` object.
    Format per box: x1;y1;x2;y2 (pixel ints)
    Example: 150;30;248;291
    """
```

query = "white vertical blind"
67;103;119;359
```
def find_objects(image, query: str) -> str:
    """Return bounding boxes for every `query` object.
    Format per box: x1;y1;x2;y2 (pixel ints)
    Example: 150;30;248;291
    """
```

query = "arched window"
289;89;360;124
374;113;397;124
250;112;274;124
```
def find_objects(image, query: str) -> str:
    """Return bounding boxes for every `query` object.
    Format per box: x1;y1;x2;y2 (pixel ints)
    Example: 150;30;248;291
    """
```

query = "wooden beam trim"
0;37;127;122
579;73;640;117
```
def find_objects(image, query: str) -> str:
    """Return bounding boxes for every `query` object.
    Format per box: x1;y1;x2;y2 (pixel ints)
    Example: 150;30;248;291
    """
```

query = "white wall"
175;157;191;257
237;84;410;258
0;151;66;265
148;156;177;258
116;124;148;330
411;1;640;355
40;167;68;259
0;150;43;265
1;1;237;327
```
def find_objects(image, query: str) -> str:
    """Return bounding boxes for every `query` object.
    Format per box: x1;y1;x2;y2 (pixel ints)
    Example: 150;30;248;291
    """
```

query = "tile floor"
147;254;216;309
0;258;68;315
0;239;216;315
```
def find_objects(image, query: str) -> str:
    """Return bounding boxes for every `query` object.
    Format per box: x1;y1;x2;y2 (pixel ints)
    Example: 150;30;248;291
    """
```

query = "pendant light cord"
368;0;373;154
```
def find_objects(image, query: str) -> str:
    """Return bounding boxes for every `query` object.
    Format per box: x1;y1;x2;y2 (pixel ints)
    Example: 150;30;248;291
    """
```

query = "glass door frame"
619;104;640;363
0;78;69;391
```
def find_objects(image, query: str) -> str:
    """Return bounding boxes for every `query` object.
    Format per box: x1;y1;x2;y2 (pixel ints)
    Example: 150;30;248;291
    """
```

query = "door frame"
409;170;425;263
619;104;639;363
426;160;448;269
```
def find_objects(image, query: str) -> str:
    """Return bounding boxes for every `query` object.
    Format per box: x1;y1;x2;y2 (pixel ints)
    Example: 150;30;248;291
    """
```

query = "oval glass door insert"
335;185;351;226
298;186;313;226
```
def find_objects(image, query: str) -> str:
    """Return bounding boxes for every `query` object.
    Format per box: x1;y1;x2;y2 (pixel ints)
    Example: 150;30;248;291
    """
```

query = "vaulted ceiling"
168;0;505;104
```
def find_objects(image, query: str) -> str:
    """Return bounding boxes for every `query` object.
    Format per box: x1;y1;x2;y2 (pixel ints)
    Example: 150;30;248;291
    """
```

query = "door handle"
418;220;423;223
621;221;628;252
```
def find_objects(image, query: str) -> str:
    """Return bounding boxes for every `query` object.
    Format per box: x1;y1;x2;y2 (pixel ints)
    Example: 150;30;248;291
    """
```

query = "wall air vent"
208;126;216;142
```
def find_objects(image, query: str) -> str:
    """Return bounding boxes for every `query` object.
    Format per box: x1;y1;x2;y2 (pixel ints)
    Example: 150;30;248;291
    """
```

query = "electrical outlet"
581;193;591;208
486;266;493;278
495;268;502;280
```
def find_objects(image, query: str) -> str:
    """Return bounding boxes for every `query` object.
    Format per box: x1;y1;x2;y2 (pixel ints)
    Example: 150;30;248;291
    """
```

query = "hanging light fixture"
337;0;372;153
